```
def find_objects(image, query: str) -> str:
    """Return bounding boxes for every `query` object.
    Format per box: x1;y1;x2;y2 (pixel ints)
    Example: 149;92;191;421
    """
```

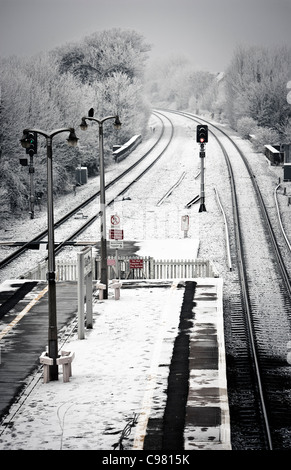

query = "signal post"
196;125;208;212
19;131;38;219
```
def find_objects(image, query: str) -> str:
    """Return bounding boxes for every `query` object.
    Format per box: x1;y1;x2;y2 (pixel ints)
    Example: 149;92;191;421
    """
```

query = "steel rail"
158;108;274;450
0;112;174;270
192;112;291;297
55;111;174;253
274;184;291;253
156;172;186;207
0;112;169;269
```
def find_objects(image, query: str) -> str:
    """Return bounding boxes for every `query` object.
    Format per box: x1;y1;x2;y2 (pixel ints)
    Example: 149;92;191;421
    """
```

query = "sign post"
109;214;123;278
181;215;189;238
77;246;93;339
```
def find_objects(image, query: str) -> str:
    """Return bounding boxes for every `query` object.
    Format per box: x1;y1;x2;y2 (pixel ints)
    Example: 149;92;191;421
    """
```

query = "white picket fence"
22;259;78;281
22;256;216;281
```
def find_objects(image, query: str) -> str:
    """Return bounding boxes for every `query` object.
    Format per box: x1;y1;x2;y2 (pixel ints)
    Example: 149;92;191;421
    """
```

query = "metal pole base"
199;203;207;212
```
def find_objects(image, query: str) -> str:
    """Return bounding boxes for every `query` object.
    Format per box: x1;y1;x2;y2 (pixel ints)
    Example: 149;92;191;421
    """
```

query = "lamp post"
21;127;78;380
80;110;121;299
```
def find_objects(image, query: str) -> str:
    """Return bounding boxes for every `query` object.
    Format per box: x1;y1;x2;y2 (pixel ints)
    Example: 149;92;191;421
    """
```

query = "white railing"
22;256;216;281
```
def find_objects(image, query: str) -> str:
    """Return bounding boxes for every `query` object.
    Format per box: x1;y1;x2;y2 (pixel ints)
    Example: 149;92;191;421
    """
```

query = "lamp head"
114;115;122;129
67;128;79;147
80;118;88;131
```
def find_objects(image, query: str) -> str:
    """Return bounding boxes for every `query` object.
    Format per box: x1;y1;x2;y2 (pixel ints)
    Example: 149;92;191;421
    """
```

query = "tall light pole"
21;127;78;380
80;110;121;299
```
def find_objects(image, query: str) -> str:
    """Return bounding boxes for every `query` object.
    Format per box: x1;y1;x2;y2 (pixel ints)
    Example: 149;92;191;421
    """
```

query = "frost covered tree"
53;28;151;165
0;28;151;217
145;54;214;111
0;53;94;215
55;28;150;84
0;56;35;213
224;45;291;138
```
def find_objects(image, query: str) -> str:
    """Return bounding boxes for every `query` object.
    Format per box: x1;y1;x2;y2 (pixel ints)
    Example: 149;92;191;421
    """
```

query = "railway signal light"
26;132;37;156
196;125;208;143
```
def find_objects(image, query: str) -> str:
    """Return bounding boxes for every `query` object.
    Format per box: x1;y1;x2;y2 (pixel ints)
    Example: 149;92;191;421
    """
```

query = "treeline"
1;35;291;218
146;45;291;151
0;29;151;216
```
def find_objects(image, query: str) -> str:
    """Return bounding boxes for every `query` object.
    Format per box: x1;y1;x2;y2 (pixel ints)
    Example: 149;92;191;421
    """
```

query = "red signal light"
196;125;208;143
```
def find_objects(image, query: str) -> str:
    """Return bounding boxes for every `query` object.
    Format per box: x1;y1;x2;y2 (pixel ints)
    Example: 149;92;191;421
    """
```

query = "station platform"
0;280;78;419
184;278;231;450
0;277;231;450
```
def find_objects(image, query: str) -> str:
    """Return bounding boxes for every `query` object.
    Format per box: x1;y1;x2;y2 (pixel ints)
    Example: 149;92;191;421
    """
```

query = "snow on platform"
0;277;230;450
136;238;199;260
184;278;231;450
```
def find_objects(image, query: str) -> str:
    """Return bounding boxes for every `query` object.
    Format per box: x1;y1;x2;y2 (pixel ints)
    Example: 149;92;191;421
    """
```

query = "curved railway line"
161;109;291;450
0;111;174;273
1;109;291;449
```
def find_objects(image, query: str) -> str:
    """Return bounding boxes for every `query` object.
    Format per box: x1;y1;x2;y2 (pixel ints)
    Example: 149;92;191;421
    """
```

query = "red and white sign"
129;259;143;269
107;259;116;266
109;229;124;240
111;214;120;226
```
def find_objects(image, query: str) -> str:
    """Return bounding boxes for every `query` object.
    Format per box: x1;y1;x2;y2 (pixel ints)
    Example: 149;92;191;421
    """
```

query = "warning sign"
129;259;143;269
109;229;124;240
111;214;120;226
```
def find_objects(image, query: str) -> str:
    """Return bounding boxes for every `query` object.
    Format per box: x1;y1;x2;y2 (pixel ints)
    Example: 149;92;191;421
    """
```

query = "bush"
237;117;258;139
252;127;280;153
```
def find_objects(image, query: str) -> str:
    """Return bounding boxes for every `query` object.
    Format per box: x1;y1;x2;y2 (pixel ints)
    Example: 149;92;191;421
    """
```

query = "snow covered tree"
224;45;291;134
0;56;34;212
54;28;151;162
145;54;214;111
55;29;150;84
0;28;151;217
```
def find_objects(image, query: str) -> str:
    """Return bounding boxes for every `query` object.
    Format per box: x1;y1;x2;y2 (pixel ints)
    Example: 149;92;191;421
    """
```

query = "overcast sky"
0;0;291;72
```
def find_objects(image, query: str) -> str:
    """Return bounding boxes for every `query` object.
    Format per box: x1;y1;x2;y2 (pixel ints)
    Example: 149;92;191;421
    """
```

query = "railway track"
0;111;174;276
159;109;291;449
2;108;291;449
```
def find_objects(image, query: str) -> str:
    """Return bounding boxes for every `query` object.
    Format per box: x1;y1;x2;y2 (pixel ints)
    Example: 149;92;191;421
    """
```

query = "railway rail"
1;109;291;449
160;109;291;450
0;111;174;275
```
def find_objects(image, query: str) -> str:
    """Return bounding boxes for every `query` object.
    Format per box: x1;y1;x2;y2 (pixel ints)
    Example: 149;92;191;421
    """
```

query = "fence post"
86;271;93;328
27;256;214;282
149;256;155;279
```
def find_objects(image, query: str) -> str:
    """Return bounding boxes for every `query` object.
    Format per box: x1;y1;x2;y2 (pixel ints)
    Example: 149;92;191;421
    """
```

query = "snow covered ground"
0;281;184;450
0;111;290;451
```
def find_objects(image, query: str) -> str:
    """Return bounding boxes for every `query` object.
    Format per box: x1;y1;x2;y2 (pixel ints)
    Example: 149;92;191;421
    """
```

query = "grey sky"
0;0;291;72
